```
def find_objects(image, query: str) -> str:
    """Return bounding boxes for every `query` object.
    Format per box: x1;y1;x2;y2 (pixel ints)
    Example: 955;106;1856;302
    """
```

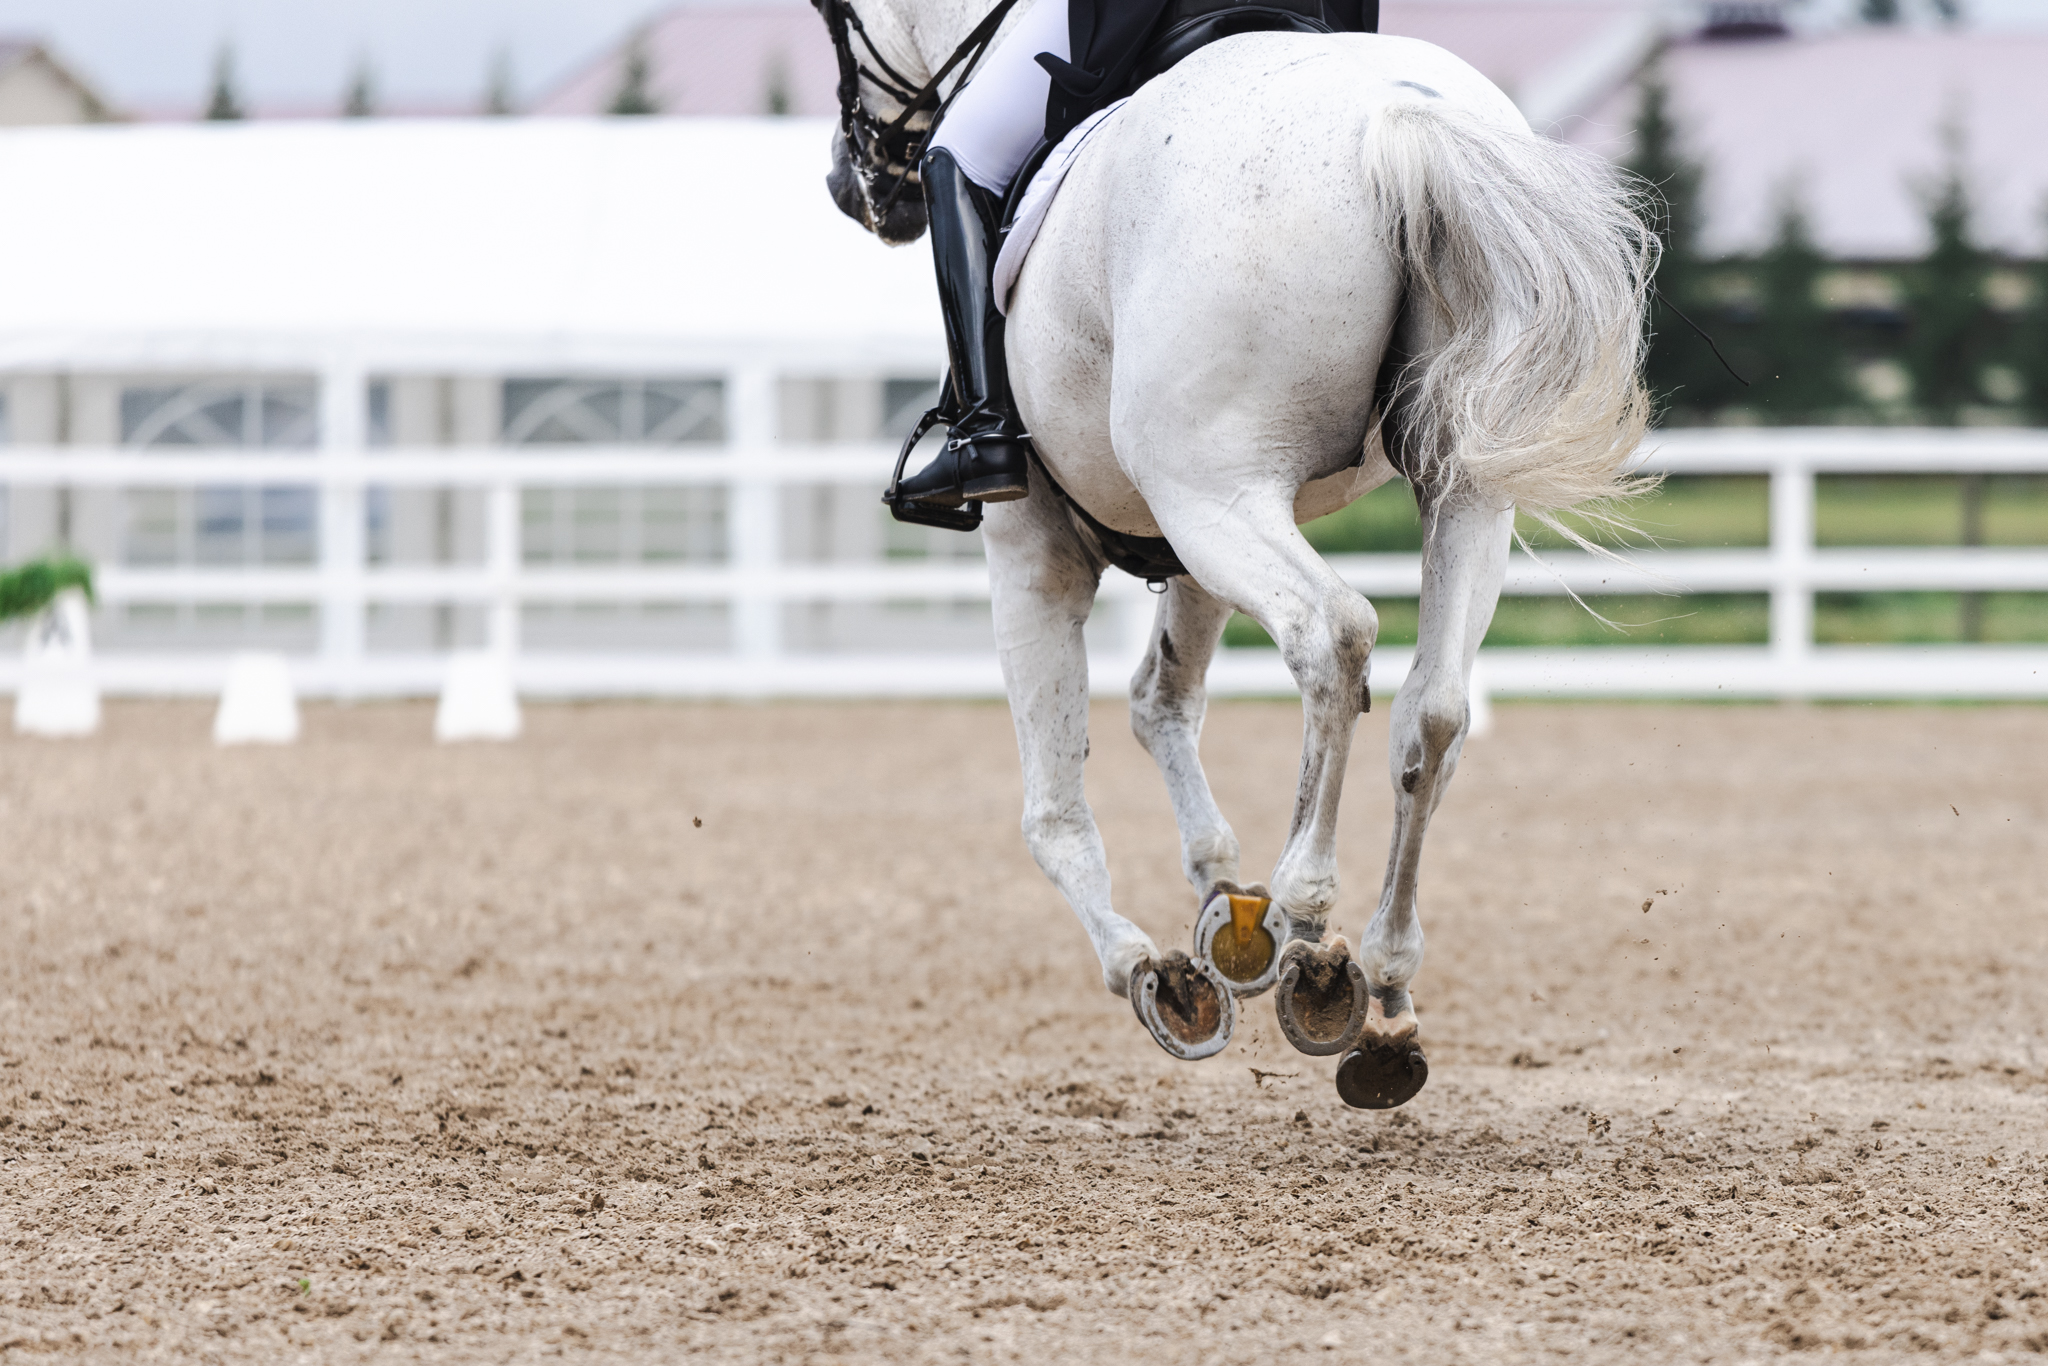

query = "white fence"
3;371;2046;701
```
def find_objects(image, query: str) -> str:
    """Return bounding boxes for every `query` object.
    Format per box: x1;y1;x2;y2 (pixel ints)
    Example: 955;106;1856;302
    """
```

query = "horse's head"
827;125;930;245
813;0;935;245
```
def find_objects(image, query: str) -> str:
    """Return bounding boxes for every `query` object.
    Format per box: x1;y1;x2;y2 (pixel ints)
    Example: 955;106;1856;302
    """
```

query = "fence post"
318;355;368;697
728;366;781;671
1769;452;1814;690
485;478;520;660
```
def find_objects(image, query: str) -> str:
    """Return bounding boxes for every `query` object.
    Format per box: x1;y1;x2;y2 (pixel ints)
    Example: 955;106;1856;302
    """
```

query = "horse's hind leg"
982;497;1235;1060
1144;486;1379;1050
1337;488;1513;1109
1129;579;1288;995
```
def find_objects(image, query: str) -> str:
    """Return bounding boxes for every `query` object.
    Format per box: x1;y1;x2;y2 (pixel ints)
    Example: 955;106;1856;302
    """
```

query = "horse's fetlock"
1270;869;1338;930
1184;832;1240;889
1357;936;1424;990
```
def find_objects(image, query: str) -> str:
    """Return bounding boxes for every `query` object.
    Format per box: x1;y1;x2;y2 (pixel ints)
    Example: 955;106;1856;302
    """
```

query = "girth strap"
1037;463;1189;586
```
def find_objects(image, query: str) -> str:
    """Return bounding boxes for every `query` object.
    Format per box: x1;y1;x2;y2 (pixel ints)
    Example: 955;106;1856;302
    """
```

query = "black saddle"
1134;0;1374;90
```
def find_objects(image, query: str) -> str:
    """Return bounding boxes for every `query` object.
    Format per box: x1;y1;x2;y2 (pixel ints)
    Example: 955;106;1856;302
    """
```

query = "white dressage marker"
1466;659;1495;739
213;652;301;745
434;651;522;743
14;588;100;737
824;6;1652;1106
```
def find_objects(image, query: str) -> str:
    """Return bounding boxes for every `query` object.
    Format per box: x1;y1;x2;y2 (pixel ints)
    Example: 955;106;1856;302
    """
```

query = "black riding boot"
887;147;1031;513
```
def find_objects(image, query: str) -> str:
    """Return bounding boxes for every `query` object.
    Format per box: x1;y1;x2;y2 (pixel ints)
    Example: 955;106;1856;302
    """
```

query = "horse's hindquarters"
1007;34;1477;541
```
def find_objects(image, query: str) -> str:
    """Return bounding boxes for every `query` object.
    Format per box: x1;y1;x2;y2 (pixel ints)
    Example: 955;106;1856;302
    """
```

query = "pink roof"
533;0;1646;121
1381;0;1650;109
533;4;843;118
1568;28;2048;259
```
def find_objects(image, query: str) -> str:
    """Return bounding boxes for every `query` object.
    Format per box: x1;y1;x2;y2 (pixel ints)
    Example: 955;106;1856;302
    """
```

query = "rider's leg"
927;0;1069;194
890;0;1068;511
890;148;1033;508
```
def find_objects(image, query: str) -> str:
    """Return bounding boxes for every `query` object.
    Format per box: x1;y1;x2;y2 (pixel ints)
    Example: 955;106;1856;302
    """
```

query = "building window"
0;393;9;561
502;377;724;446
121;379;319;567
506;377;727;564
121;381;318;449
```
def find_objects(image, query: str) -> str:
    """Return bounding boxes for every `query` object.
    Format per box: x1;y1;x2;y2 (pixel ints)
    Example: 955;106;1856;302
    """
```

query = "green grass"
1301;474;2048;554
1816;476;2048;546
1220;475;2048;650
1815;592;2048;644
1224;594;1770;649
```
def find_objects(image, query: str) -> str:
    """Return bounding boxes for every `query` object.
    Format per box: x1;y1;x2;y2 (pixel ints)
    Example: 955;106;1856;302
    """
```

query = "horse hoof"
1272;937;1369;1056
1128;951;1235;1061
1193;882;1288;997
1335;1040;1429;1110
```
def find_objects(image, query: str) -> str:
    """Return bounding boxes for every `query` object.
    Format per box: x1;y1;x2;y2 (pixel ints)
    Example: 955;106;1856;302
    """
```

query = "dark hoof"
1273;938;1368;1056
1129;951;1235;1061
1193;882;1287;997
1335;1041;1429;1110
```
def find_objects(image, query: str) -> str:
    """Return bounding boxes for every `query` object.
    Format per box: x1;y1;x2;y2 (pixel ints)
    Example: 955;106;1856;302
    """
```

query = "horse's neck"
869;0;1017;94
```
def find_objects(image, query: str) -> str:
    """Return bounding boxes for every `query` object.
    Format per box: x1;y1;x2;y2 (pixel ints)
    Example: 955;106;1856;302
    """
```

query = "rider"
890;0;1378;516
886;0;1073;513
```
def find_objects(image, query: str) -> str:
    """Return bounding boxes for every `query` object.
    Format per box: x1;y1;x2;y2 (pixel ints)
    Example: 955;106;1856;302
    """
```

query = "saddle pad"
991;98;1129;317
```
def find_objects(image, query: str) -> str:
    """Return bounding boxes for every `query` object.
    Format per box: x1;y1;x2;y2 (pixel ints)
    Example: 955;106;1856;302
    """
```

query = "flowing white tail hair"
1364;100;1660;536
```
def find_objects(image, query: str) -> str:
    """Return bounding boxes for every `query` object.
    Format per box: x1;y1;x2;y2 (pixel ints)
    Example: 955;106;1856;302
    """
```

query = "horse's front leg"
1128;579;1290;996
982;498;1235;1060
1339;490;1513;1108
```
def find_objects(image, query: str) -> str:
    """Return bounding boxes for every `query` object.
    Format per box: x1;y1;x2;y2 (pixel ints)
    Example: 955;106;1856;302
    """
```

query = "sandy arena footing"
2;699;2045;1362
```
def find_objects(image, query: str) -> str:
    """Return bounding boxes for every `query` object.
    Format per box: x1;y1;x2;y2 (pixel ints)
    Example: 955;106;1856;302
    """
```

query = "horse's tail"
1362;100;1659;521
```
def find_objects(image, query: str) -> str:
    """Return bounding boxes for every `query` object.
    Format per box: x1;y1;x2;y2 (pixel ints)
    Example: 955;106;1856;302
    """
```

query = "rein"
814;0;1024;225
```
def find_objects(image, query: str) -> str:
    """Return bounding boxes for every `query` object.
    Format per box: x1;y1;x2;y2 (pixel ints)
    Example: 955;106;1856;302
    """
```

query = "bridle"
813;0;1023;229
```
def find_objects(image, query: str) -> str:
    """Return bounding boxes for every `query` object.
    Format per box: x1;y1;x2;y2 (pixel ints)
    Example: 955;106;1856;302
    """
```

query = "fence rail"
4;425;2047;701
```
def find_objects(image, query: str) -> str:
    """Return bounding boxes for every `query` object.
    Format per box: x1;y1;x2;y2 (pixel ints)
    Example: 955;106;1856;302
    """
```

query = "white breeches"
928;0;1071;193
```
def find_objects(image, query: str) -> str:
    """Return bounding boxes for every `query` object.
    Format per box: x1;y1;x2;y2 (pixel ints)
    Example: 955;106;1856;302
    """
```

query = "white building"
0;38;111;125
0;117;1015;691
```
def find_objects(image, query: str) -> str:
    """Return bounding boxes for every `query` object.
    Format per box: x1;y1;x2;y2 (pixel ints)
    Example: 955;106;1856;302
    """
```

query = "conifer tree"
1747;199;1852;423
1898;130;1996;424
1626;66;1740;421
764;56;793;116
205;45;245;121
343;59;376;118
2019;234;2048;423
608;32;661;116
483;50;516;116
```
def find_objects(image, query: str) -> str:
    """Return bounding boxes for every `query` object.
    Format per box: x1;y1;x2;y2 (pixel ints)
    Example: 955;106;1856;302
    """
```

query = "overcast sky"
0;0;746;115
6;0;2046;116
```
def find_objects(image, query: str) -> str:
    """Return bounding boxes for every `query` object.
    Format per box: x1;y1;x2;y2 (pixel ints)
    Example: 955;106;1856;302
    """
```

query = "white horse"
824;0;1654;1106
